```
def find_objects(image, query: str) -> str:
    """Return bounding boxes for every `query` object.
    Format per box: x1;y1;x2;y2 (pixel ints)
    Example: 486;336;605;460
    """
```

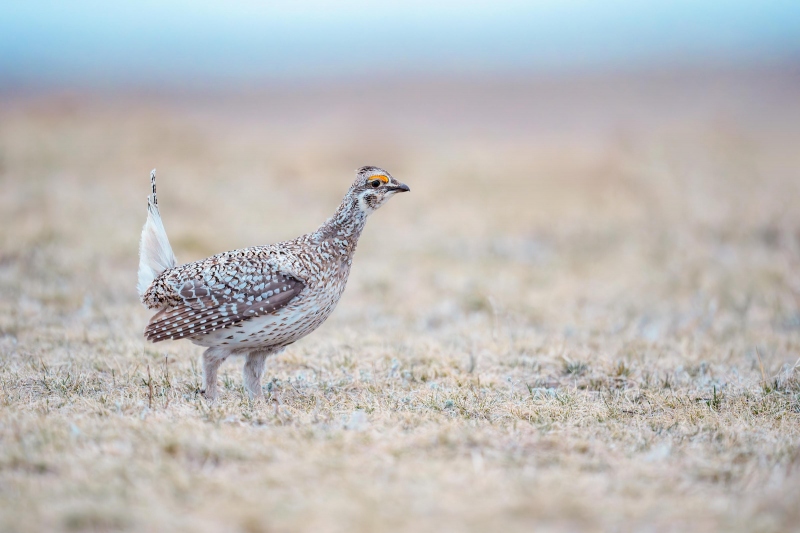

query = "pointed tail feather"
137;169;177;300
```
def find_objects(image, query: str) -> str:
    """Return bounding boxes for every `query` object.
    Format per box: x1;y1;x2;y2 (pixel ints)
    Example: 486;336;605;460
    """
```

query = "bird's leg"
243;350;269;400
200;347;230;400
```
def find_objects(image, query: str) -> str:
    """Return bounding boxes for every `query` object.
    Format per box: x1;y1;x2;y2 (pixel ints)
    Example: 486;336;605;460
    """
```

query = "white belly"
189;292;338;349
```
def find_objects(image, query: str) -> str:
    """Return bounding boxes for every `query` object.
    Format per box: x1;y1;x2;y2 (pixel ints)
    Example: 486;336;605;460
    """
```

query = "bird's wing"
144;258;305;343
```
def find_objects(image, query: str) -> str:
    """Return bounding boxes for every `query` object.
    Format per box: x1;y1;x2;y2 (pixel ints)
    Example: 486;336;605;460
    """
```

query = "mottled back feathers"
144;258;304;342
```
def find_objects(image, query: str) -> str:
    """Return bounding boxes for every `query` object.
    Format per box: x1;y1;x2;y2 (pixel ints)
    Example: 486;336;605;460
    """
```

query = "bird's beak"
391;182;410;193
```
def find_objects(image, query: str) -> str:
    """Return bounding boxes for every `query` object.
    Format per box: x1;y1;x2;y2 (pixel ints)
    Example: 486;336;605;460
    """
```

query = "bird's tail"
137;169;177;300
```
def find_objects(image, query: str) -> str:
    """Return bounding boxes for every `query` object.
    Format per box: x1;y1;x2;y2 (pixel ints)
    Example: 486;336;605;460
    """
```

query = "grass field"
1;67;800;532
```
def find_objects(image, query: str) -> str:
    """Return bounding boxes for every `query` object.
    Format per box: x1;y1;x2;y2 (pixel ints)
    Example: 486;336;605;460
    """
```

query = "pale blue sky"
1;0;798;86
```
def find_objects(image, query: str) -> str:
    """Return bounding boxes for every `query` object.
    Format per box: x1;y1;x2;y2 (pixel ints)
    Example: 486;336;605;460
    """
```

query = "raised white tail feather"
137;169;177;300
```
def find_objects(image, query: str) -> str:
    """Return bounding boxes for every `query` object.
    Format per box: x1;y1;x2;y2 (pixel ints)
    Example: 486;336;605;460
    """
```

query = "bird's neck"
313;194;367;252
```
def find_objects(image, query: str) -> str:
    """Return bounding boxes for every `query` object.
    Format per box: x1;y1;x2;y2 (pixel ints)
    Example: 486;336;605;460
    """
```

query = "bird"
137;166;410;400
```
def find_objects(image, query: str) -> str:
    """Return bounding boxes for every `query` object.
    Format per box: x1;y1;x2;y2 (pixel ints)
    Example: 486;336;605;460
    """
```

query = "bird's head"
348;166;410;216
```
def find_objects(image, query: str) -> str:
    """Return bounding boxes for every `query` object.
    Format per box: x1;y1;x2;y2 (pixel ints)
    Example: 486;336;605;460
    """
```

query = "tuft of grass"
563;360;589;376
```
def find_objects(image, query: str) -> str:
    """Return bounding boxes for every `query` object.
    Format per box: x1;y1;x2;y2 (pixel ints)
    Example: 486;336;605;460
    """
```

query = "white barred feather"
137;169;177;299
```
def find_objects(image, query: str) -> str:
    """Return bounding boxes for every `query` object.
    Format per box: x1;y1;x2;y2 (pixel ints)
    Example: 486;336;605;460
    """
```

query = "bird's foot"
200;388;218;402
246;388;264;402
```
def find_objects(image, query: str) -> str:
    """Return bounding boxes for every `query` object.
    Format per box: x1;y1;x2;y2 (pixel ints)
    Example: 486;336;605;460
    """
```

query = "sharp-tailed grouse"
137;167;409;400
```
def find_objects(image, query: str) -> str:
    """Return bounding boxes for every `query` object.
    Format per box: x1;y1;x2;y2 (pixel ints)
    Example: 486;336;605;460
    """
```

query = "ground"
1;67;799;532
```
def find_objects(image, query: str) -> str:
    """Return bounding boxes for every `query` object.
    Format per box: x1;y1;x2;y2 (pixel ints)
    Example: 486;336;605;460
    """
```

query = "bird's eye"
370;180;381;188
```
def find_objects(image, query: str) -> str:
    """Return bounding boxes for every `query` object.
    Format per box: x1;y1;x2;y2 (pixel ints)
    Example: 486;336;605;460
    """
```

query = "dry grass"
1;68;800;532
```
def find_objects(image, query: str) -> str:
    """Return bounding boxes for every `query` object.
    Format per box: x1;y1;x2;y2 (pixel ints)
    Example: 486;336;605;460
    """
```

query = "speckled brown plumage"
137;166;409;399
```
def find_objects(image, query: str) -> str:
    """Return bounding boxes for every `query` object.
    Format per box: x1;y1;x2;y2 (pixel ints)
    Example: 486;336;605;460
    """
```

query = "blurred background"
2;0;799;327
2;2;800;531
2;1;800;87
